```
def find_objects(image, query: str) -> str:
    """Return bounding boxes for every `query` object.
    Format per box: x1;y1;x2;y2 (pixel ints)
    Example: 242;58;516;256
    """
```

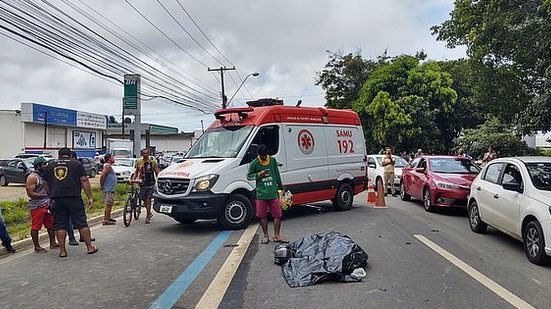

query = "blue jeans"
0;207;12;247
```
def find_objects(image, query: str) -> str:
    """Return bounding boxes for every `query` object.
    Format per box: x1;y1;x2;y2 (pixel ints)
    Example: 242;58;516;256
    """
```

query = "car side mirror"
415;167;425;173
503;182;523;193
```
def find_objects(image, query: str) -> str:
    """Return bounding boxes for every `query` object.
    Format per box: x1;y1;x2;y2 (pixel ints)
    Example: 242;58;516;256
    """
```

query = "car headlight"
193;174;219;192
433;180;459;189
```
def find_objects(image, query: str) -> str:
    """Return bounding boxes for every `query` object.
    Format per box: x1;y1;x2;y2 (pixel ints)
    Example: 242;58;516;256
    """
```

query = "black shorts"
140;186;154;201
52;197;88;231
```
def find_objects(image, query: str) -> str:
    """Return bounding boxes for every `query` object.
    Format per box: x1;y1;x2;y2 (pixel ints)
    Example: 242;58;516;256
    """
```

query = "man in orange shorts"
25;157;58;253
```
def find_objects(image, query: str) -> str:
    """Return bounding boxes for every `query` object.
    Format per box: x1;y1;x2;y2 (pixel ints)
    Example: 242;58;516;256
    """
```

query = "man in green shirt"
247;145;287;244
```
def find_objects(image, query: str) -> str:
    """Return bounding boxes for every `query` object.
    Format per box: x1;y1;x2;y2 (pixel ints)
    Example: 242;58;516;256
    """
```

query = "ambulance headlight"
193;175;219;192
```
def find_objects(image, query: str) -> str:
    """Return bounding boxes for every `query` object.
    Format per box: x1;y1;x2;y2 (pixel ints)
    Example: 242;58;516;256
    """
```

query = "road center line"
195;223;259;309
149;230;232;309
414;234;534;309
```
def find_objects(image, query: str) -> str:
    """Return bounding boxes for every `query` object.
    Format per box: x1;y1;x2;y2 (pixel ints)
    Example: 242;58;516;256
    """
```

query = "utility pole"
208;66;235;109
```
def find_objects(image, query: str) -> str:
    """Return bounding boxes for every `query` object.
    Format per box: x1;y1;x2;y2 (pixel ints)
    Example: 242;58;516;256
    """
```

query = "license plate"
159;205;173;213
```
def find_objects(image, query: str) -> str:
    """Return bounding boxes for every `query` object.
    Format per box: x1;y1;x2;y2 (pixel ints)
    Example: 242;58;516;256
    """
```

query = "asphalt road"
1;193;550;308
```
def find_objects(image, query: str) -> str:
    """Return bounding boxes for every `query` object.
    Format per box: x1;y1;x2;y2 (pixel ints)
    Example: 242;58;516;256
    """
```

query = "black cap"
257;144;268;156
58;147;71;157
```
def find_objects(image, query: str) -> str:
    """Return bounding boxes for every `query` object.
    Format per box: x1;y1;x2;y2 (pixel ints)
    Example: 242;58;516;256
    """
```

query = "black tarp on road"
281;231;369;287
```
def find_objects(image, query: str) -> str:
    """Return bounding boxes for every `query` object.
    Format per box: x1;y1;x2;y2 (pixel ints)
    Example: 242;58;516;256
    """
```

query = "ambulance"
153;99;367;229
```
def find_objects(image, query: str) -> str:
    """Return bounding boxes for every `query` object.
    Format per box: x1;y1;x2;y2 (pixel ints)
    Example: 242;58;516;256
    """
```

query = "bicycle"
123;180;143;227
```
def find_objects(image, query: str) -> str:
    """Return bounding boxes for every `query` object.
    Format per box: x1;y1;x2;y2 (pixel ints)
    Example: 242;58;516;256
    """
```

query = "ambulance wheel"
218;193;253;230
333;183;353;211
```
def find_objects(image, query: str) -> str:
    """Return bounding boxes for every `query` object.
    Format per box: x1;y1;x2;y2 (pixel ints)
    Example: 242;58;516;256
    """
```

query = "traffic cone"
374;178;387;209
366;183;377;204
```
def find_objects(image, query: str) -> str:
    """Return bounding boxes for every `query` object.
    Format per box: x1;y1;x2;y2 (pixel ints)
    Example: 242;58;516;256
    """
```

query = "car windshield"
186;126;253;158
430;158;480;174
376;156;408;168
525;163;551;191
113;149;131;157
114;159;135;167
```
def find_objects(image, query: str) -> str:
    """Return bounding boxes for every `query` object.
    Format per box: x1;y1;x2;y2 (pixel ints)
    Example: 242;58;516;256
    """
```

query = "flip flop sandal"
261;237;270;244
87;246;99;255
34;248;48;253
59;253;68;258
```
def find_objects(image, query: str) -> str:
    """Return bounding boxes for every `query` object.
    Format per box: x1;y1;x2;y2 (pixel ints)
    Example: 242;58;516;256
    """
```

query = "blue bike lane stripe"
149;230;232;309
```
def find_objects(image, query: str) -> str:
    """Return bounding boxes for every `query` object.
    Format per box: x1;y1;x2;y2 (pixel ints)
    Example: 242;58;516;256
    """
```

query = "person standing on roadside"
483;146;497;164
247;145;287;244
0;206;15;253
100;154;116;225
381;147;397;197
42;147;98;258
414;148;424;159
133;148;159;224
25;157;58;253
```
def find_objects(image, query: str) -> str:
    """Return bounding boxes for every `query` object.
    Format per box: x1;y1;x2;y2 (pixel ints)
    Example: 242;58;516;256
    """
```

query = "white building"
0;103;107;158
524;131;551;150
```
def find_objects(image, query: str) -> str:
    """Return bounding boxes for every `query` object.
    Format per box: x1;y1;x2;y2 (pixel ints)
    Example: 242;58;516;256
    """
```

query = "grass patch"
1;183;131;241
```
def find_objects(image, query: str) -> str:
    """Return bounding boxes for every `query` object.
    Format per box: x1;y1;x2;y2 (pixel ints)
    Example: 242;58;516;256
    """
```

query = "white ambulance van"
153;99;367;229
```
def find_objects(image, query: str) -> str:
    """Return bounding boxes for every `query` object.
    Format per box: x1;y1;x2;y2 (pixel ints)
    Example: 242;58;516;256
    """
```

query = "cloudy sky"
0;0;465;132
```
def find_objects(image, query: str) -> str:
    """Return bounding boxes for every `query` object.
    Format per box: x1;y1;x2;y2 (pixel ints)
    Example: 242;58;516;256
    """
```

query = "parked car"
0;158;34;186
400;156;481;212
112;158;137;182
78;157;98;178
468;157;551;265
367;155;409;192
15;153;53;159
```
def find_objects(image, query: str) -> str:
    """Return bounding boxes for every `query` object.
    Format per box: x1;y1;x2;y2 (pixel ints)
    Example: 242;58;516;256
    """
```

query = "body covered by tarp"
281;231;369;287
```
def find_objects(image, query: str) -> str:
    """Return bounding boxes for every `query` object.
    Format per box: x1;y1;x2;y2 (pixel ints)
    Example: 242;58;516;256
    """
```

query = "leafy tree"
455;116;538;159
356;91;418;148
432;0;551;132
316;50;384;109
354;55;458;153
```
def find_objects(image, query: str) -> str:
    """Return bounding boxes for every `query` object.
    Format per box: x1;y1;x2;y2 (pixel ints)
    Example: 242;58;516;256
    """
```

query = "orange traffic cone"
366;183;377;204
374;178;387;209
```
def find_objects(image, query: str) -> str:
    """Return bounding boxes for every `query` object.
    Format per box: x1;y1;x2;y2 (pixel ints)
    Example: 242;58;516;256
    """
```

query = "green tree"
432;0;551;132
354;55;458;153
315;50;383;109
455;116;538;159
356;91;418;148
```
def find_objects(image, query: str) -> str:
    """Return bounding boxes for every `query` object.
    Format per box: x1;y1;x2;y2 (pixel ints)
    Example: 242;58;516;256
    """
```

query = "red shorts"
255;198;282;219
30;207;54;231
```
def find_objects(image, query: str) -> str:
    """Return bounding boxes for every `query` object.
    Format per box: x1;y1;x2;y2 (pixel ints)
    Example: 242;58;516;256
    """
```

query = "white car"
112;158;137;182
367;155;409;192
468;157;551;265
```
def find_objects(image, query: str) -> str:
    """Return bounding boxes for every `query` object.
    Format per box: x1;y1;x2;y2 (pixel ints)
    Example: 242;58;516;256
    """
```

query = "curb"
0;208;124;258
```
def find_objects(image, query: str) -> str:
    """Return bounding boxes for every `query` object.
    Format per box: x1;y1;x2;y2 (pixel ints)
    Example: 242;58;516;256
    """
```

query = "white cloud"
0;0;465;131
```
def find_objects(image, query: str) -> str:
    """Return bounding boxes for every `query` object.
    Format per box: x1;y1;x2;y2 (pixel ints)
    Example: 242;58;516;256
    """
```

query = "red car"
400;156;481;212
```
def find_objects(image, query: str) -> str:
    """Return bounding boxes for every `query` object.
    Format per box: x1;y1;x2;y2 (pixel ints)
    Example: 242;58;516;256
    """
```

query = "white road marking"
195;223;259;309
414;234;534;309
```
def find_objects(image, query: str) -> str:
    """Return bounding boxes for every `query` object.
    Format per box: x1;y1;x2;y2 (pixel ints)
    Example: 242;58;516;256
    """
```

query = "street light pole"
208;66;235;109
227;72;260;106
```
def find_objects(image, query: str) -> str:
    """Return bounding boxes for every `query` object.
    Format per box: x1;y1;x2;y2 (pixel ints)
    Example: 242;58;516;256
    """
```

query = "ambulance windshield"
186;126;254;158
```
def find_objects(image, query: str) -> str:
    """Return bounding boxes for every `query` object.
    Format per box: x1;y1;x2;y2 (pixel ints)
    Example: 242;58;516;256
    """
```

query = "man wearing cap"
42;148;97;258
25;157;58;253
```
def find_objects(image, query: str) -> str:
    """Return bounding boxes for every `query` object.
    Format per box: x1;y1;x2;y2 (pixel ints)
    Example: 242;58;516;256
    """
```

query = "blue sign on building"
32;103;78;126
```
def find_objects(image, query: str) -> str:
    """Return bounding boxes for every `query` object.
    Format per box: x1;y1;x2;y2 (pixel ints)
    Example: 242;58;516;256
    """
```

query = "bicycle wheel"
133;198;142;220
123;196;133;227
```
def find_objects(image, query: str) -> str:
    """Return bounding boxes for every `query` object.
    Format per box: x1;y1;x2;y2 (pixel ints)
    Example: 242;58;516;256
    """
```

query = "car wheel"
468;201;487;233
523;220;551;265
176;218;197;224
89;169;96;178
400;181;411;201
333;182;354;211
423;188;435;212
374;177;381;193
217;193;253;230
0;175;8;187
